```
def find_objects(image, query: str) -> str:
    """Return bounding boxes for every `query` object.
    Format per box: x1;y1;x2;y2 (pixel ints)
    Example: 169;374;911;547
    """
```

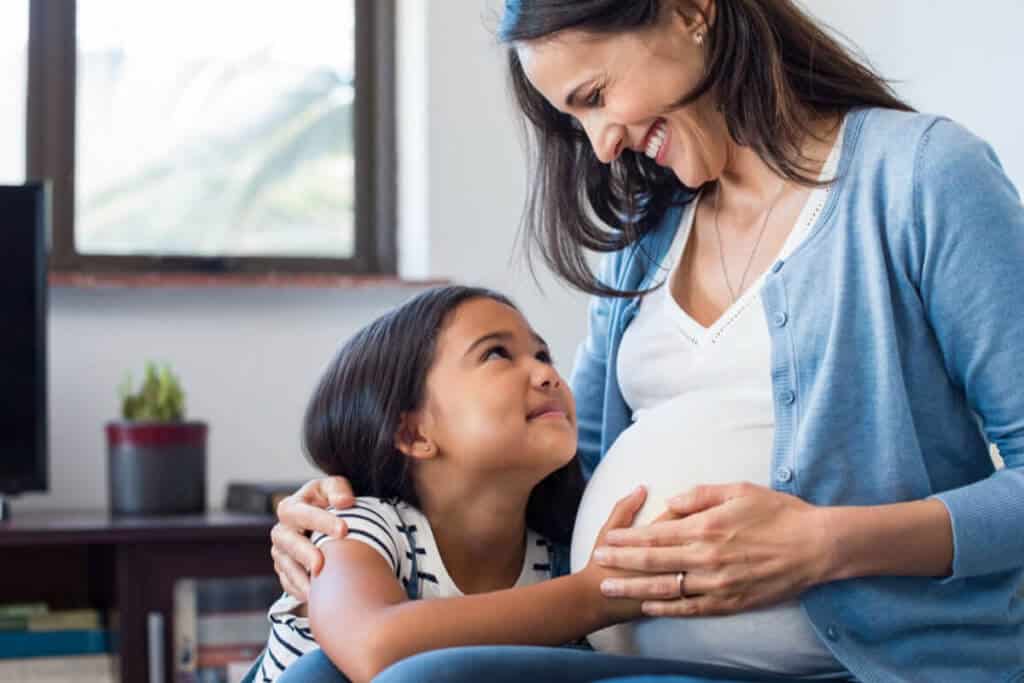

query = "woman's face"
416;297;577;480
517;8;727;188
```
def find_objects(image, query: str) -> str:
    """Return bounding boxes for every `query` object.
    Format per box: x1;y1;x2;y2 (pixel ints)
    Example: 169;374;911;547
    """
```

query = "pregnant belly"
569;401;836;672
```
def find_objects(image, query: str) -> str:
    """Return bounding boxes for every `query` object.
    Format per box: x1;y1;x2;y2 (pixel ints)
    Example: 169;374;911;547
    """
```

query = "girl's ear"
395;411;438;461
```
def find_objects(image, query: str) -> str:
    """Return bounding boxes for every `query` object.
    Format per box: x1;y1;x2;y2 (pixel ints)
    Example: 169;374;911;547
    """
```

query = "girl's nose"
533;362;562;390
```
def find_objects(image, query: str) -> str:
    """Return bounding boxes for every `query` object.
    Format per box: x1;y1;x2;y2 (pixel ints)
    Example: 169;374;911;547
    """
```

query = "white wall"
807;0;1024;188
19;2;1023;512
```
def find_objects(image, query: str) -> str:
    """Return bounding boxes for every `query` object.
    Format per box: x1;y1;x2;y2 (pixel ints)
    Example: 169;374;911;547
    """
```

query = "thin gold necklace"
712;180;787;304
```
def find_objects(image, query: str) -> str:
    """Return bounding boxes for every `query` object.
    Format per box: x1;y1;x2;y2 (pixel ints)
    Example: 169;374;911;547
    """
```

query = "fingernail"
604;531;623;544
668;495;687;507
641;602;657;616
335;522;346;537
593;548;610;563
601;579;623;596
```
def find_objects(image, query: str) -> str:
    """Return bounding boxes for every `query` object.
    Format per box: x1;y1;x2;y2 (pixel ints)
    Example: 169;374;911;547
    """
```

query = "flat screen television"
0;183;48;500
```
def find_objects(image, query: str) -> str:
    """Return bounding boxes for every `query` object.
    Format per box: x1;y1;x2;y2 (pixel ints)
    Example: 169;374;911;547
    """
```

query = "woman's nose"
583;117;624;164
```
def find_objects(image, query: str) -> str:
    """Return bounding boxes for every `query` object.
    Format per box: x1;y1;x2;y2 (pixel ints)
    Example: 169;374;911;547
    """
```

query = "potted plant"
105;362;207;515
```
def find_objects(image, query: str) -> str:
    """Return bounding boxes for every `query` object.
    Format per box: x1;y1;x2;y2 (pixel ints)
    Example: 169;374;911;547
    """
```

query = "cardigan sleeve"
914;118;1024;581
569;254;619;480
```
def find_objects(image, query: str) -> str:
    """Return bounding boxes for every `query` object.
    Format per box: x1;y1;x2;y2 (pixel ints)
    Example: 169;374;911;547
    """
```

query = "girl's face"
414;297;577;479
516;7;727;189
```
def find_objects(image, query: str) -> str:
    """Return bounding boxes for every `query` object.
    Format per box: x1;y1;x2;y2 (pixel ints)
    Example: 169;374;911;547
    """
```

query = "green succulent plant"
119;362;186;421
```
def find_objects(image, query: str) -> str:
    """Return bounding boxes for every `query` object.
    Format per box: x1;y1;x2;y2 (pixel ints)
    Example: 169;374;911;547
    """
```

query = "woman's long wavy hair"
302;286;585;545
498;0;913;297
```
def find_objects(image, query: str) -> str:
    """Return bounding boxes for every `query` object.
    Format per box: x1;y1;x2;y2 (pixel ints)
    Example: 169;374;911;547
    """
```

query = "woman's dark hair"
302;285;585;545
498;0;914;297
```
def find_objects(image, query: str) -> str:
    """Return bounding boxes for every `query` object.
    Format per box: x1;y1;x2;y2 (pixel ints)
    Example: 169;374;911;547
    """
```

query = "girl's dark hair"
498;0;914;297
303;285;585;545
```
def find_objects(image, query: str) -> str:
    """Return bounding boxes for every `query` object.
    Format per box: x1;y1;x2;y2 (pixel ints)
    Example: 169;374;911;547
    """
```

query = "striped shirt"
257;496;554;682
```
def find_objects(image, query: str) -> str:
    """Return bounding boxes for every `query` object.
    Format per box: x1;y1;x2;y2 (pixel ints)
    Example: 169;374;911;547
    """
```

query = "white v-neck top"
619;122;844;418
599;123;848;677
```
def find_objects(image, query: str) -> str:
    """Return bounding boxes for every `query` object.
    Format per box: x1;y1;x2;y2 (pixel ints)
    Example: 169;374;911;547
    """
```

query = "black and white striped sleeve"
310;497;404;576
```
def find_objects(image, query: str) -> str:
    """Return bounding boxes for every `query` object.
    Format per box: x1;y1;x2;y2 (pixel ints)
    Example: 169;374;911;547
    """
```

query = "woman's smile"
643;118;670;165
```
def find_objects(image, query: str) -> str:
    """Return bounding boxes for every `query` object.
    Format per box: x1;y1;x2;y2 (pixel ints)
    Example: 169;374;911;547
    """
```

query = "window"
25;0;395;277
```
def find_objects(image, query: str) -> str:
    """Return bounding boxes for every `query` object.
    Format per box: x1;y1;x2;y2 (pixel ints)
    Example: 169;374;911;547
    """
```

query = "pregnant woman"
267;1;1024;681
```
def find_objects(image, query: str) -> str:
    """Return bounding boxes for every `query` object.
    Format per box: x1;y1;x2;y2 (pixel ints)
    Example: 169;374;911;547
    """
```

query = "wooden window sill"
48;271;448;290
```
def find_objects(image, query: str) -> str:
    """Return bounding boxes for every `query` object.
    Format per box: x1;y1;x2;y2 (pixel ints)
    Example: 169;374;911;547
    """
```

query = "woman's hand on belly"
592;482;834;618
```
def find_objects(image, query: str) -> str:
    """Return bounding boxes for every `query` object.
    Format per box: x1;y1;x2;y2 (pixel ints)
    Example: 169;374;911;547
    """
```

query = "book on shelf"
0;603;116;679
0;608;105;632
0;653;117;682
197;612;270;647
0;629;113;659
175;579;199;681
196;643;263;669
0;602;48;618
175;576;279;683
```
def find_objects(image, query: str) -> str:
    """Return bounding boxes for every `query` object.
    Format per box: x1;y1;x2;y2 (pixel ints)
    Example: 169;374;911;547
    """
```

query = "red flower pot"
105;421;208;515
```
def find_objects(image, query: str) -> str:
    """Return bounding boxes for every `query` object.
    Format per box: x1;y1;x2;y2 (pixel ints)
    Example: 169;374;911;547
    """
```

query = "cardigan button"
775;466;794;483
773;312;788;327
825;624;840;641
771;260;784;273
779;389;796;406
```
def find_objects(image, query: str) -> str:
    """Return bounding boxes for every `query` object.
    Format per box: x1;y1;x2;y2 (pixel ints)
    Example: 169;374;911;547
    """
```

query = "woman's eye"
483;345;511;362
585;86;604;108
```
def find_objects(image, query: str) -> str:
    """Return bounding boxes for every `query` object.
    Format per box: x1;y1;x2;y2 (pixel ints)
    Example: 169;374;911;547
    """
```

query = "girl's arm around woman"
309;490;646;683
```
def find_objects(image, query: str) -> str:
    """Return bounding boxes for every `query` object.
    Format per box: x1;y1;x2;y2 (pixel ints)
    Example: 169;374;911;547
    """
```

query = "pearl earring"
695;32;706;46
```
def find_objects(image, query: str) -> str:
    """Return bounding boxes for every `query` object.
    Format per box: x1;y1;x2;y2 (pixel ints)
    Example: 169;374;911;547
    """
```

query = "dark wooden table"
0;510;276;682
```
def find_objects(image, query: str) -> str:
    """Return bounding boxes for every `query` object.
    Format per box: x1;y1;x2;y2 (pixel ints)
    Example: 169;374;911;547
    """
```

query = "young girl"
257;286;647;683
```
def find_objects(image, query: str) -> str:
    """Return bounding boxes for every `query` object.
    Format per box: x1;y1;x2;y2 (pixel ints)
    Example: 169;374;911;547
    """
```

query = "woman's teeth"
645;121;668;160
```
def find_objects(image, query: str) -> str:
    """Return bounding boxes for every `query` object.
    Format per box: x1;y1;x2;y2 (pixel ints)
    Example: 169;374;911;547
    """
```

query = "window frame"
26;0;396;277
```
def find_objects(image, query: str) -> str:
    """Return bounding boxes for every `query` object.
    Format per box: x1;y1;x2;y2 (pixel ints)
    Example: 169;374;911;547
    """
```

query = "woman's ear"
395;411;438;461
670;0;715;35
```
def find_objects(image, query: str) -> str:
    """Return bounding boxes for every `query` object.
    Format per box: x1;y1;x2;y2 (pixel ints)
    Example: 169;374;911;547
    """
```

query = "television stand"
0;509;275;682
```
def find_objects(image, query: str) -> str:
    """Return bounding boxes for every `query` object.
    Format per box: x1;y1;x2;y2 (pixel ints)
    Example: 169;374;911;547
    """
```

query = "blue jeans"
280;646;856;683
275;648;351;683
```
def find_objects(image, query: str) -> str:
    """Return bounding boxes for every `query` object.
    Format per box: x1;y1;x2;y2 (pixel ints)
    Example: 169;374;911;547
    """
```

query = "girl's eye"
536;350;553;365
483;345;511;362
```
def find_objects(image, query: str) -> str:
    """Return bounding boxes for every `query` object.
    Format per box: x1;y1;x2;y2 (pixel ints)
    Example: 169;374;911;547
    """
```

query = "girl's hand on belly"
592;482;834;618
578;486;651;625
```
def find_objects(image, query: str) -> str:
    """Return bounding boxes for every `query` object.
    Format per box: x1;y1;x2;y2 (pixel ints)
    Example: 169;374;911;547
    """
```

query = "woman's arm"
310;489;647;683
569;253;620;479
907;117;1024;582
818;499;952;582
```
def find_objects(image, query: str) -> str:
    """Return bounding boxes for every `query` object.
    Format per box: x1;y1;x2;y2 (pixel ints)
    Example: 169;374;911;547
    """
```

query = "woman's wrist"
812;505;846;585
817;499;954;583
